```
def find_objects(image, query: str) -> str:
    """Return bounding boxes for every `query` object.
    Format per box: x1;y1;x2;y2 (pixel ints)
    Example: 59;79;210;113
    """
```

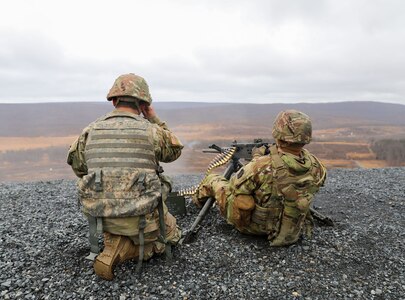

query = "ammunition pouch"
251;204;282;234
270;186;312;246
270;213;305;246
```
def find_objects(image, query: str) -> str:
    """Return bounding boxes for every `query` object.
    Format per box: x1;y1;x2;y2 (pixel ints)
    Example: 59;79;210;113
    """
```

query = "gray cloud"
0;31;126;101
0;0;404;105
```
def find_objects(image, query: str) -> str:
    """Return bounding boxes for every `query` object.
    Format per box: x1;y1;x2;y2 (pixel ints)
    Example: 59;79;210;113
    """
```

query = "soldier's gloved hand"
252;145;269;159
191;174;217;208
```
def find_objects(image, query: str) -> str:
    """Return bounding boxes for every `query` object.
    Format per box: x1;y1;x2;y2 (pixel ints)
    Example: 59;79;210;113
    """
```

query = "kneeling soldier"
68;73;183;280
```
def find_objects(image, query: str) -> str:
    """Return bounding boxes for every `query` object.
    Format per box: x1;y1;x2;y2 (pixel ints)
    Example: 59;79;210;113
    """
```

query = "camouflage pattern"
193;144;326;246
107;73;152;104
78;169;161;217
80;111;160;217
272;110;312;144
67;109;183;177
67;108;183;244
101;206;181;260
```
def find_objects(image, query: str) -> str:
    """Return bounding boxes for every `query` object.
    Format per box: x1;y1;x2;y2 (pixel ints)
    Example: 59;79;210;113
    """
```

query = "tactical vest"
251;144;325;246
78;111;161;218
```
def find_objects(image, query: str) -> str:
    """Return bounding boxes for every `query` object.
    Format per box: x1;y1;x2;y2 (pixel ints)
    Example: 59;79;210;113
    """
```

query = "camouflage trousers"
193;174;266;236
102;204;181;260
97;174;180;260
194;174;315;246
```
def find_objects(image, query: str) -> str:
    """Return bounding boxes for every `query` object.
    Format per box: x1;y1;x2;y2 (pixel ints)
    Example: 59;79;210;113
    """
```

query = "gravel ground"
0;168;404;300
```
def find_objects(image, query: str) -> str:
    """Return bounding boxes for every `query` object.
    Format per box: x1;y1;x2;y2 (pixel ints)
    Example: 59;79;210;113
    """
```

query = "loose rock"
0;169;404;299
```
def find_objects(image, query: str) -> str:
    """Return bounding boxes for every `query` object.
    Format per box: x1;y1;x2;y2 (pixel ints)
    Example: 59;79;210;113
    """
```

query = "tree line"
371;139;405;165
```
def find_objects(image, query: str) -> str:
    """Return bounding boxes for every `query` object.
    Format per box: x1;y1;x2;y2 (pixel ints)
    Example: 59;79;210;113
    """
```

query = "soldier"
193;110;327;246
67;73;183;280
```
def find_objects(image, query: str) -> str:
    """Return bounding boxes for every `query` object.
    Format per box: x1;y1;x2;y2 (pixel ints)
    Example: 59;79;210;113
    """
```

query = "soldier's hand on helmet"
140;104;157;119
252;145;269;159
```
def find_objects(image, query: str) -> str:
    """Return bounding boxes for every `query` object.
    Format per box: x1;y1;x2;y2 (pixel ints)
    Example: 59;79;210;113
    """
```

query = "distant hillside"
1;101;405;181
0;101;404;137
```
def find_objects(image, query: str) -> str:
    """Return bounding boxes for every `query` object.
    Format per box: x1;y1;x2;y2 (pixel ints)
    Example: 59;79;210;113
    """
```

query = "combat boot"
93;233;139;280
118;236;139;262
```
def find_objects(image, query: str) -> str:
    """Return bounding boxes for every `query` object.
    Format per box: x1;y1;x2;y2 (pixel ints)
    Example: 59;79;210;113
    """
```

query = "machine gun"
178;139;333;244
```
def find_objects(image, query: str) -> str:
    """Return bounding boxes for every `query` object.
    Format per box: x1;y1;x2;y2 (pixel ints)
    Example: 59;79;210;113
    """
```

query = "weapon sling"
157;196;172;260
136;215;146;273
85;215;103;260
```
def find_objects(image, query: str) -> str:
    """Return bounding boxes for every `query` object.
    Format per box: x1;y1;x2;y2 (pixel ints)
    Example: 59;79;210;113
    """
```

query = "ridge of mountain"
0;101;404;137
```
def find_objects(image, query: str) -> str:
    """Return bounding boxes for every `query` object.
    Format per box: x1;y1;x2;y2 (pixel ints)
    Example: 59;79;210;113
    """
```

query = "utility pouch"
232;195;255;228
270;213;304;246
251;204;282;233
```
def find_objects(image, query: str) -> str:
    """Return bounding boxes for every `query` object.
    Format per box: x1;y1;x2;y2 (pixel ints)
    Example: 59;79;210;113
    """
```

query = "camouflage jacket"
67;109;183;178
227;145;326;245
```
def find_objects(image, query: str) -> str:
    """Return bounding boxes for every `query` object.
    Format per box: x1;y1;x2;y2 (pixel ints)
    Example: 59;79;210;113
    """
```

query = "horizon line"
0;100;404;106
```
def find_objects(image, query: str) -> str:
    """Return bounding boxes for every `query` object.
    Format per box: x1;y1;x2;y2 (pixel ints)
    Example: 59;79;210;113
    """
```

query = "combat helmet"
107;73;152;104
272;110;312;144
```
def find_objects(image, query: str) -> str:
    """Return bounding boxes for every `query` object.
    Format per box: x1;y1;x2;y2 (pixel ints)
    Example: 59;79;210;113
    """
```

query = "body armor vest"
79;111;161;218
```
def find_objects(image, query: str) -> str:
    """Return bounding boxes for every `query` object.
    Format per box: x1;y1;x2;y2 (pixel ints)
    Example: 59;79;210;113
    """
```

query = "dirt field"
0;136;77;152
0;124;402;182
1;101;404;182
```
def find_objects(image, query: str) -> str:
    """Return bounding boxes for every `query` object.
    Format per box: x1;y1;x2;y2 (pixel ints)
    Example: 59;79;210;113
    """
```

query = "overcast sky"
0;0;404;104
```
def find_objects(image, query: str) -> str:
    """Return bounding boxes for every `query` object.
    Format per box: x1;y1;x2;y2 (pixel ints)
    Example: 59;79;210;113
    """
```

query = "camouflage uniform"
67;74;183;279
194;110;326;246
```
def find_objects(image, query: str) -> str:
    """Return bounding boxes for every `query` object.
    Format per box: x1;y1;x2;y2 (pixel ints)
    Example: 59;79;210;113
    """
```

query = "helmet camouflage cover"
107;73;152;104
272;110;312;144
